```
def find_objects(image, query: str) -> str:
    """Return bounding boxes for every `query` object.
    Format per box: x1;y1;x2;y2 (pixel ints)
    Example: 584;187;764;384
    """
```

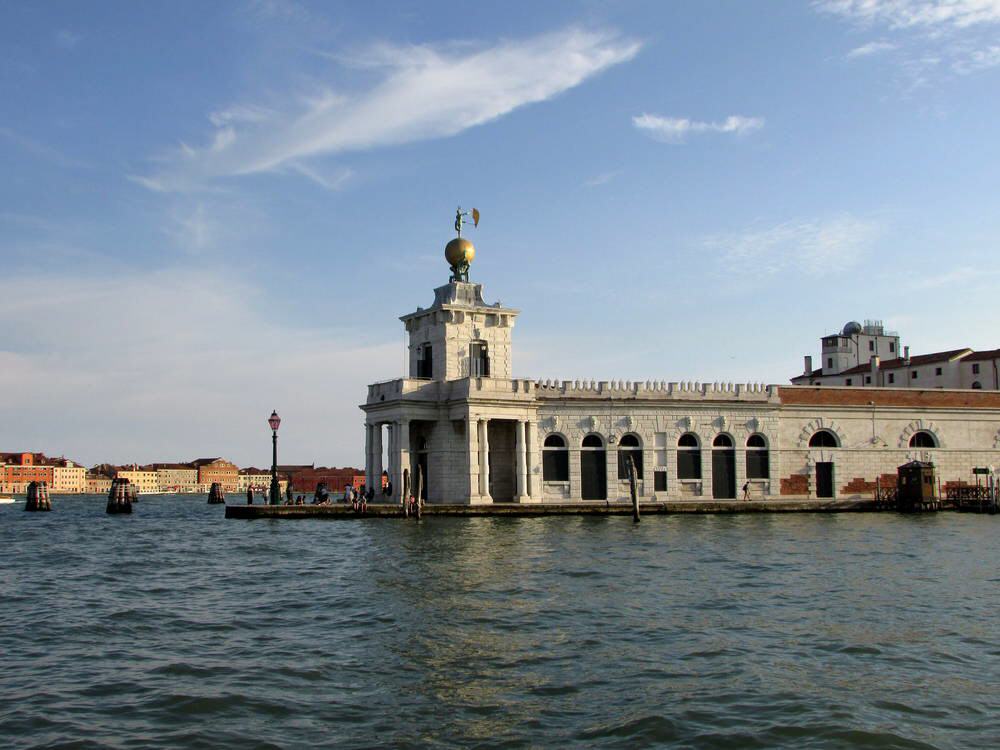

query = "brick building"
193;458;239;492
1;453;55;494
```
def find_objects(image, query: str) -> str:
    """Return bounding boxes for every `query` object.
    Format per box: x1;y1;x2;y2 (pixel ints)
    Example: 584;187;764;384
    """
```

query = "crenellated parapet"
534;379;779;402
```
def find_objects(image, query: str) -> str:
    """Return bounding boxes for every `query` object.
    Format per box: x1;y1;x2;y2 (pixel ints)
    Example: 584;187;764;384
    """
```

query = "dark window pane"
543;434;566;448
678;449;701;479
678;433;698;448
746;434;765;448
747;450;769;479
654;470;667;491
619;434;639;447
582;434;602;448
713;434;733;447
542;450;569;481
618;449;643;480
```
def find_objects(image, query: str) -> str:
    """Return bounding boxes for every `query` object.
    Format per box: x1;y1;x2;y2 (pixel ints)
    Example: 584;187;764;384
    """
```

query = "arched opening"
542;434;569;481
808;430;839;448
415;344;433;379
712;433;736;499
617;433;643;480
469;340;490;377
677;433;701;480
972;381;983;389
746;433;769;479
909;431;937;448
580;433;607;500
807;431;837;498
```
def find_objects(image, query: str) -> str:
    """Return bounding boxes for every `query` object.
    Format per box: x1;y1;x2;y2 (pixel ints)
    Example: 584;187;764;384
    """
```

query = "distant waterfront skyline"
3;1;1000;467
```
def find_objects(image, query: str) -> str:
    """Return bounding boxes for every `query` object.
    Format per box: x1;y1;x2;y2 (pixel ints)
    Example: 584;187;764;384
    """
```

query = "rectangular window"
845;378;852;386
469;342;490;377
865;376;871;384
654;471;667;492
973;363;980;374
678;450;701;480
416;344;433;379
935;367;942;376
888;373;895;384
890;342;895;353
618;450;643;480
869;341;875;351
542;451;569;482
912;371;918;379
747;451;769;479
827;358;833;369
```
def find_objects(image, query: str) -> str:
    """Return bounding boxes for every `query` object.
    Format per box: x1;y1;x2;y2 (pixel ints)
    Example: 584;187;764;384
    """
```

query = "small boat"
0;496;17;504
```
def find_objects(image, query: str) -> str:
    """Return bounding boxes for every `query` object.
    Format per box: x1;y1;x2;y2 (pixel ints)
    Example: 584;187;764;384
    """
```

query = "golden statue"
446;206;479;282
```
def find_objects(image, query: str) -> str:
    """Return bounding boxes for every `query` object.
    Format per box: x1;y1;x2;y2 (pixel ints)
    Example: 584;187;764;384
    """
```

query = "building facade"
152;464;199;493
51;460;87;493
86;474;113;494
193;458;239;492
362;229;1000;504
116;467;159;495
1;453;55;494
793;322;1000;390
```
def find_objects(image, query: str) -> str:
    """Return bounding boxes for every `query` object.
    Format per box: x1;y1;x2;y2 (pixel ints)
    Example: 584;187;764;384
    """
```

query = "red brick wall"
841;473;898;495
781;474;809;495
779;386;1000;409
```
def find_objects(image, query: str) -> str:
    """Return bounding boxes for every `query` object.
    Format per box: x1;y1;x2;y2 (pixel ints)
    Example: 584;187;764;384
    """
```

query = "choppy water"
2;496;999;749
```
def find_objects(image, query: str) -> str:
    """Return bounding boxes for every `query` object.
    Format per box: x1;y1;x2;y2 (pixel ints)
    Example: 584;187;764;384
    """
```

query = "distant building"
116;466;159;495
193;458;239;492
86;474;113;494
1;452;55;494
793;321;1000;390
288;466;365;492
51;458;87;493
237;468;287;494
150;463;199;493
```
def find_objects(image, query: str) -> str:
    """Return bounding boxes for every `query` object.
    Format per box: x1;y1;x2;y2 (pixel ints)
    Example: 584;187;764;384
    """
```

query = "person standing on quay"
742;481;751;501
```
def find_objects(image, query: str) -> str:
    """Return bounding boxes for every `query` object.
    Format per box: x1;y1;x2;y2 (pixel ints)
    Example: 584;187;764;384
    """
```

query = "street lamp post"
268;410;281;505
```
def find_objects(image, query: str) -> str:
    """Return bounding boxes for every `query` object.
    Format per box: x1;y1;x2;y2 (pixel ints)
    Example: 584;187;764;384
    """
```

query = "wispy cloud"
816;1;1000;30
817;1;1000;80
632;114;764;144
582;169;622;188
705;214;882;276
846;39;898;58
0;127;90;168
138;27;641;192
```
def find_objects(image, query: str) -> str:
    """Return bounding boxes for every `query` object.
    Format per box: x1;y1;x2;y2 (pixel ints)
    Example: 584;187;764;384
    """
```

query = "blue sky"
3;0;1000;467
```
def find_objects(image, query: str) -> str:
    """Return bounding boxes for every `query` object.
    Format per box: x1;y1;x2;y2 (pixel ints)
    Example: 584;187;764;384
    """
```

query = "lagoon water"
1;495;999;749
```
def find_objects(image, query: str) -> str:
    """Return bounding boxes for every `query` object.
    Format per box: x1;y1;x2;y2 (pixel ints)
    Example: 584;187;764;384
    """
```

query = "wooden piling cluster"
207;482;226;504
106;478;134;514
24;481;52;512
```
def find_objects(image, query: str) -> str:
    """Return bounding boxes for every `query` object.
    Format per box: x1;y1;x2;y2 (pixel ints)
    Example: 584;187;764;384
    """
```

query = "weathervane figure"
445;205;480;282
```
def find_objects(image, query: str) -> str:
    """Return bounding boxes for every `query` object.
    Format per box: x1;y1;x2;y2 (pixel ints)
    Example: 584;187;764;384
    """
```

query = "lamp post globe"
268;410;281;505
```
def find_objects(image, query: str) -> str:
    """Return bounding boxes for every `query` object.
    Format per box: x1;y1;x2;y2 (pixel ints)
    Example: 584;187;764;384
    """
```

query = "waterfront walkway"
225;499;875;519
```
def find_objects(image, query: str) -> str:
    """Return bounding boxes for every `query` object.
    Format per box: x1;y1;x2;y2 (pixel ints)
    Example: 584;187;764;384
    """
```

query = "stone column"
396;419;410;502
525;420;538;500
364;423;373;491
701;446;713;498
373;423;383;495
478;419;491;500
515;420;528;502
607;443;619;501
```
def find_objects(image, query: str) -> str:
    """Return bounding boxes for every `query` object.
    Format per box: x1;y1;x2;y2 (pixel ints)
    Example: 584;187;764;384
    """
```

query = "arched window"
746;433;769;479
909;431;937;448
972;381;983;390
542;434;569;481
582;434;604;448
808;430;839;448
677;432;701;479
617;433;643;479
712;434;733;448
416;344;433;379
580;434;607;501
469;341;490;377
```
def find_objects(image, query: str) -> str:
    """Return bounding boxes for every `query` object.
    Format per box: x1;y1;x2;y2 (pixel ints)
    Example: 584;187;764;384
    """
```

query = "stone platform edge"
224;499;876;519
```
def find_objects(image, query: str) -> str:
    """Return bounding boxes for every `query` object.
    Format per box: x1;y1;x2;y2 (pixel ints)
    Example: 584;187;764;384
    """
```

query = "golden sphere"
445;237;475;267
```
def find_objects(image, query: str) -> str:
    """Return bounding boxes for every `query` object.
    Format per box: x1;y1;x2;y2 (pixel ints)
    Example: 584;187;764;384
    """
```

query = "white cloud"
846;40;898;57
0;270;397;467
138;27;641;192
705;215;882;276
582;169;622;188
632;114;764;144
816;0;1000;30
952;43;1000;71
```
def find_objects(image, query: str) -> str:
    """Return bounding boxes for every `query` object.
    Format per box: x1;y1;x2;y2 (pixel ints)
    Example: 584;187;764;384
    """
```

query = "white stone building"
362;229;1000;504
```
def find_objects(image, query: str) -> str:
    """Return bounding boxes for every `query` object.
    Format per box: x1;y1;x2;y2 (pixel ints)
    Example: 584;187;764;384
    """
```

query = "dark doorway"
580;434;607;500
815;462;834;498
415;437;429;501
712;452;735;499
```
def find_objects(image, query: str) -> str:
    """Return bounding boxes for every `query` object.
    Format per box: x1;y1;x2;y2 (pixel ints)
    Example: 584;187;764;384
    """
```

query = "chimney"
904;346;910;364
804;355;813;375
870;355;880;385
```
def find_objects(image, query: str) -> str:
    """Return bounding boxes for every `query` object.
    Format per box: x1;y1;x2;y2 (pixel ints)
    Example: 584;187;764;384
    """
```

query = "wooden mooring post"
106;478;133;514
207;482;226;504
628;456;640;523
415;465;423;520
24;481;52;512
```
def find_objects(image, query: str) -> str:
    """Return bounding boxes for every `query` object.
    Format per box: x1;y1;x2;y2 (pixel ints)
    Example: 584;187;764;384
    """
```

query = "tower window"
469;341;490;377
827;358;833;369
935;367;942;376
416;344;433;379
888;373;895;384
869;341;875;351
890;342;896;353
972;363;980;374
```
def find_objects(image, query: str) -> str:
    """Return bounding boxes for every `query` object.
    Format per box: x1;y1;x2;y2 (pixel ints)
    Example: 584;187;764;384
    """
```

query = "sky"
3;0;1000;469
